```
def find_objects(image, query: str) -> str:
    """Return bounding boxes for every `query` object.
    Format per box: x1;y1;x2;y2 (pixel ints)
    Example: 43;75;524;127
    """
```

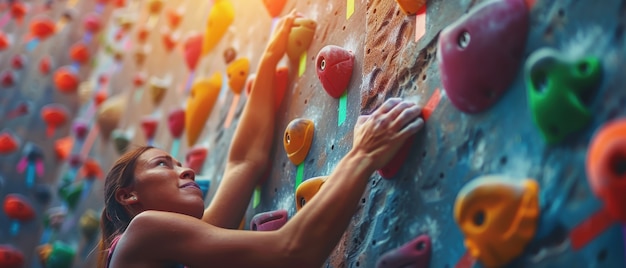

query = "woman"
98;11;425;268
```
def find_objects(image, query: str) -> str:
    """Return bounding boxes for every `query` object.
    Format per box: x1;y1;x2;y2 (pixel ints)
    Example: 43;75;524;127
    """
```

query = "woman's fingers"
390;104;422;131
375;98;402;115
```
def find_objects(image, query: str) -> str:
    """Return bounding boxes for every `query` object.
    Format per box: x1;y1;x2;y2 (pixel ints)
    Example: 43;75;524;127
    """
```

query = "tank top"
106;235;186;268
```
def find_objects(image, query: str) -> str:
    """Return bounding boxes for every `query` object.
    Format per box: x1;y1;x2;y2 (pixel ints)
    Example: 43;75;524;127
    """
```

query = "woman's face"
130;148;205;219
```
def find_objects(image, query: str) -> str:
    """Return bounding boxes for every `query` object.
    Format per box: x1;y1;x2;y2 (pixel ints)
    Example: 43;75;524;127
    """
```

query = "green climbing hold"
525;48;602;144
58;181;83;211
46;241;76;268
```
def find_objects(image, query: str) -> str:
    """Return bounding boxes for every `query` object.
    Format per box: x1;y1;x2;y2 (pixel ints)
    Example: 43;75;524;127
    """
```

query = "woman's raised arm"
202;11;297;228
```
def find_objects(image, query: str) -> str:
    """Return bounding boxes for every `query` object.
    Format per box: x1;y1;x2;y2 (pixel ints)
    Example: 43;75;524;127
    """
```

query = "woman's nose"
178;167;195;181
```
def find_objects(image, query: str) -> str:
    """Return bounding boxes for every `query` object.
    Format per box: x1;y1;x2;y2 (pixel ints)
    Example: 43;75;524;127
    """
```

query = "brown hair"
97;146;153;268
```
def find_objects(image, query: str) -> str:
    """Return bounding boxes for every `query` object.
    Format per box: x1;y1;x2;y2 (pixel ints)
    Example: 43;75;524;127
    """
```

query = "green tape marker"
133;88;143;103
338;91;348;126
298;52;307;77
295;163;304;191
253;186;261;208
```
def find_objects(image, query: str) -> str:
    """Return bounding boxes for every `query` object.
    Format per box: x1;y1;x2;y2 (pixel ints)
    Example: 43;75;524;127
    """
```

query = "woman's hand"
262;10;298;64
352;98;424;170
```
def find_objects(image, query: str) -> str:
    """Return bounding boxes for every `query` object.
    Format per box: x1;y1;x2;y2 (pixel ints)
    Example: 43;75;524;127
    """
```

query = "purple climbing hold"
250;209;288;231
72;120;89;141
376;234;432;268
437;0;529;113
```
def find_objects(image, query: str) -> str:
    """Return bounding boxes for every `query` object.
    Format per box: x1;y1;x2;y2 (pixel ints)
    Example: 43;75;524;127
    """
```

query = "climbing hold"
395;0;427;15
140;116;159;143
41;103;69;137
295;176;326;211
525;48;602;144
167;108;185;139
0;132;19;154
3;194;36;221
58;181;84;211
148;76;169;106
223;47;237;64
1;70;16;88
454;175;540;268
11;54;26;70
147;0;164;14
183;33;203;71
79;209;100;239
315;45;355;98
53;66;80;93
161;29;179;52
262;0;287;17
287;17;317;62
283;118;315;165
83;12;102;34
227;58;250;94
112;129;131;154
0;32;10;50
94;91;108;107
378;137;415;179
586;118;626;223
250;209;288;231
30;16;56;40
96;94;126;140
0;244;24;268
136;26;149;44
202;0;235;55
438;0;529;113
10;2;27;23
54;136;73;161
185;73;222;146
81;158;103;179
376;234;432;268
69;42;90;64
185;145;208;174
39;55;53;75
72;121;89;141
133;72;146;87
166;8;183;29
45;241;76;268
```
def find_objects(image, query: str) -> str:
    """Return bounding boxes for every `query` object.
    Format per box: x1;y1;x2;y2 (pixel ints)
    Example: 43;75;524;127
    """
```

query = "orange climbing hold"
185;73;222;146
227;58;250;94
454;175;540;268
69;42;90;64
586;118;626;223
29;16;56;40
262;0;287;17
395;0;427;15
295;176;327;211
53;67;79;93
0;132;19;154
283;118;315;165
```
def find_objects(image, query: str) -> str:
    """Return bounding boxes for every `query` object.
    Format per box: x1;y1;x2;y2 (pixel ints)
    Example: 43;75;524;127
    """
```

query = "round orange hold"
53;67;79;93
94;91;107;107
69;42;90;64
29;16;56;40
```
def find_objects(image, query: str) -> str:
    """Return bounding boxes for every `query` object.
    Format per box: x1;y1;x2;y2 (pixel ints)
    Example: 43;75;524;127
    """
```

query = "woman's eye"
158;161;167;166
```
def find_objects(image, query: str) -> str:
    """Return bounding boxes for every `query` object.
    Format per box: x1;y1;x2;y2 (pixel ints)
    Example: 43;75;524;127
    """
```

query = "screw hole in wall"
597;248;608;262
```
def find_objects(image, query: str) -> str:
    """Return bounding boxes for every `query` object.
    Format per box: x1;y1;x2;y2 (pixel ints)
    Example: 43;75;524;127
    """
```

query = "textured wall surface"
0;0;624;267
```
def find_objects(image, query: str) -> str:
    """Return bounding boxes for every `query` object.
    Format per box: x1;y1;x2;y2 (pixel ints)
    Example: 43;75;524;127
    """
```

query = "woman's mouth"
180;182;201;190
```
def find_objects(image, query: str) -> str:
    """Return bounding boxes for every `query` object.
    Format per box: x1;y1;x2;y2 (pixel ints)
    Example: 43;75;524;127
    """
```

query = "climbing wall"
0;0;625;267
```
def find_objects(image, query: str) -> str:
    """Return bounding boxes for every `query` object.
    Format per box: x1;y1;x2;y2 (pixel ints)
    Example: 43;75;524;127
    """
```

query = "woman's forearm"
280;149;376;266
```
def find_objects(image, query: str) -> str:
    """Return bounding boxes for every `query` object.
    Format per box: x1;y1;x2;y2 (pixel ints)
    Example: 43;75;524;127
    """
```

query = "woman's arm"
115;98;424;268
202;12;297;228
